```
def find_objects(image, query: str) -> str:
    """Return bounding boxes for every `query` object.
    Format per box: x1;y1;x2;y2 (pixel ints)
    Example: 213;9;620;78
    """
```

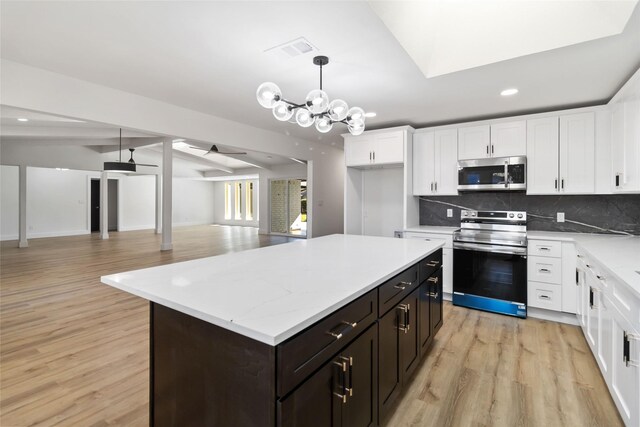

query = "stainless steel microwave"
457;156;526;191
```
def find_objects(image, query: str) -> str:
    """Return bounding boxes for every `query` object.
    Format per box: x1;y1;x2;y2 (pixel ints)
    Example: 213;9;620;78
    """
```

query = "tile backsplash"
419;193;640;235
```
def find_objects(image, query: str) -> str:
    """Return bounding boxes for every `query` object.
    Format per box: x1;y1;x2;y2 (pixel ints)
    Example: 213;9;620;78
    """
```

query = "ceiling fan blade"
136;163;159;167
218;151;248;155
188;146;208;151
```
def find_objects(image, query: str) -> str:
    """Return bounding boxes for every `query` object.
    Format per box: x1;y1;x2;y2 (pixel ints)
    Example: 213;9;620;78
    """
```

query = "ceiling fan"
189;144;247;155
103;129;157;172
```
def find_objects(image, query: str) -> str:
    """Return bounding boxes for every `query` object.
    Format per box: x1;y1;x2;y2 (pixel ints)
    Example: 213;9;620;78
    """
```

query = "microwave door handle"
503;162;509;188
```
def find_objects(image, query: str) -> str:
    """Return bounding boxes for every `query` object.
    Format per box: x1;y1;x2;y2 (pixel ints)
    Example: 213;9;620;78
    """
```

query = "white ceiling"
1;1;639;147
0;105;296;174
370;1;638;78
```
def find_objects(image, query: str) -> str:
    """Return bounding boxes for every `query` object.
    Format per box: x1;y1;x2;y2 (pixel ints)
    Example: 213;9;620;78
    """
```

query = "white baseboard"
0;234;19;241
118;225;155;232
28;229;91;239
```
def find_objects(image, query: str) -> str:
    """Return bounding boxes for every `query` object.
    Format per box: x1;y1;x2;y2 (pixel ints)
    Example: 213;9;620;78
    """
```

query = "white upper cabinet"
490;120;527;158
527;113;595;194
412;131;435;195
457;125;490;160
345;131;404;167
611;99;640;193
413;129;458;195
527;117;559;194
559;112;595;194
458;122;526;160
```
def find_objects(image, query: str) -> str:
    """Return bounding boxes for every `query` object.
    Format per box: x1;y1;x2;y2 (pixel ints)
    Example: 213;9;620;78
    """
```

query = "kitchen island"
102;234;444;426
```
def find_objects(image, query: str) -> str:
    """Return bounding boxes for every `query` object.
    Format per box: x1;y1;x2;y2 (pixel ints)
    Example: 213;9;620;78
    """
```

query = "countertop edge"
101;241;445;346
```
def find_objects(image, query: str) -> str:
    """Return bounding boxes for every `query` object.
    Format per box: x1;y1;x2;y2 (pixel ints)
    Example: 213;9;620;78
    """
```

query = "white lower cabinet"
610;304;639;427
403;231;453;294
577;250;640;427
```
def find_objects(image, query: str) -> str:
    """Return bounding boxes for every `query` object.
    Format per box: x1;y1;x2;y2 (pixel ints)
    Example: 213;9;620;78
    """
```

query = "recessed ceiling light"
500;88;518;96
364;112;377;118
17;118;29;122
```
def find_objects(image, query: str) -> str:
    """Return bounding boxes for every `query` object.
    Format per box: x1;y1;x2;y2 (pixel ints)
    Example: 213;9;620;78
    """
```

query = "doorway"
90;179;118;232
269;178;306;237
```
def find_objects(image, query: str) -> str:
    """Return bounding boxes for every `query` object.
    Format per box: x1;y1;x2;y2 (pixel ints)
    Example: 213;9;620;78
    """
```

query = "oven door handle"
453;241;527;256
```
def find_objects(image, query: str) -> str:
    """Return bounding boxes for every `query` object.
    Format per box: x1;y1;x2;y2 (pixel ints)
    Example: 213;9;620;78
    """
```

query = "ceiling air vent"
265;37;318;59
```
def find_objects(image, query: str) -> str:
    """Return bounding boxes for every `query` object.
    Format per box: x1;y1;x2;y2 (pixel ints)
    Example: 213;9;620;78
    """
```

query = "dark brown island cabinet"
151;249;443;427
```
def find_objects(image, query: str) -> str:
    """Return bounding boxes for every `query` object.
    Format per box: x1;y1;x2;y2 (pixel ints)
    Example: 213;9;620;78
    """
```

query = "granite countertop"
528;231;640;295
101;234;443;346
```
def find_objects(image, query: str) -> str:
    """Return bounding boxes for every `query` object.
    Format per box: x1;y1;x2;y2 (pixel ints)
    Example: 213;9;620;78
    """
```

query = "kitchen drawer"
276;289;377;397
528;281;562;311
528;240;562;258
419;249;443;285
609;275;640;327
528;256;562;284
379;265;419;317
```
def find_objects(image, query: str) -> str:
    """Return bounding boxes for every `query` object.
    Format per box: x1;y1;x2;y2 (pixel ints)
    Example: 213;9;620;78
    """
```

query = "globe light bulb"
256;82;281;108
305;89;329;114
296;109;315;127
272;101;294;121
315;116;333;133
348;119;365;136
346;107;365;124
328;99;348;121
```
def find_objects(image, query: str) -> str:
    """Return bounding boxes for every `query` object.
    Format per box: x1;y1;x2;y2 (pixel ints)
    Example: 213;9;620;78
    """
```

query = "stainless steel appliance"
457;156;526;191
452;210;527;318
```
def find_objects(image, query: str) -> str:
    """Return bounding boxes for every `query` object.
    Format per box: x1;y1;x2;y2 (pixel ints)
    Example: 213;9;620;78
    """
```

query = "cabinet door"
526;117;559;195
345;136;374;167
576;258;587;329
559;112;595;194
457;125;490;160
278;355;342;427
429;269;443;336
341;325;378;427
585;273;599;352
597;294;613;379
612;100;640;193
378;305;401;420
419;281;432;356
561;242;577;314
412;132;435;195
374;131;404;165
490;120;526;157
434;129;458;195
610;306;640;427
399;289;420;382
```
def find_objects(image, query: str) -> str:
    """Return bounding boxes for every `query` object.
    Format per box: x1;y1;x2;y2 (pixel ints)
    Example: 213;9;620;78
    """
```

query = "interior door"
90;179;100;232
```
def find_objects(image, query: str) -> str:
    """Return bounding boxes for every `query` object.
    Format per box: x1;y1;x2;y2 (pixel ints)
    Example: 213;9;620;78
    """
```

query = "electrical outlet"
447;209;453;218
557;212;565;223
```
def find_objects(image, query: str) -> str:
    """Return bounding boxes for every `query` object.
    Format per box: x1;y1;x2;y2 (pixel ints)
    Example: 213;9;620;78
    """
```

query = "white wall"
119;175;156;231
173;178;215;226
26;167;100;238
0;165;19;240
0;167;216;240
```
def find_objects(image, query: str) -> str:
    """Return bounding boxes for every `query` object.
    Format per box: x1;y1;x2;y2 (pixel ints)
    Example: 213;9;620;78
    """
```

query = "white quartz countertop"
528;231;640;294
403;226;459;234
101;234;443;346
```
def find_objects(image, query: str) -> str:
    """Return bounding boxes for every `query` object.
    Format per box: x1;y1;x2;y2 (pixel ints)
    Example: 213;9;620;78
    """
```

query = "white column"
18;165;28;248
161;141;173;251
155;174;162;234
100;171;109;240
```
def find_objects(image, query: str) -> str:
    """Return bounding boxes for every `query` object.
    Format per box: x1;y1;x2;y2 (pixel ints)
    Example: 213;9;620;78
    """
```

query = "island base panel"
151;303;276;427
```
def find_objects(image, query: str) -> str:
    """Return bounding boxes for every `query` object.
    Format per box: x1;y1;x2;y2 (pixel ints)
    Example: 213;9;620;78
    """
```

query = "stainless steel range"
452;210;528;318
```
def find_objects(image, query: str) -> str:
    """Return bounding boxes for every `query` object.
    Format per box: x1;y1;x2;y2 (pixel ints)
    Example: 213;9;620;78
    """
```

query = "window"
224;182;232;220
234;182;242;220
246;182;254;220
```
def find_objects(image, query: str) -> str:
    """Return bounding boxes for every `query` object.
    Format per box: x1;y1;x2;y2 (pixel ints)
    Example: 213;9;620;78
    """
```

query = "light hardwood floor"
1;226;622;426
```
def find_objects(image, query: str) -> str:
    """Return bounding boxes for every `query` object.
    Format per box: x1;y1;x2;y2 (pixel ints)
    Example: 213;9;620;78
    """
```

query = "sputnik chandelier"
256;56;366;136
